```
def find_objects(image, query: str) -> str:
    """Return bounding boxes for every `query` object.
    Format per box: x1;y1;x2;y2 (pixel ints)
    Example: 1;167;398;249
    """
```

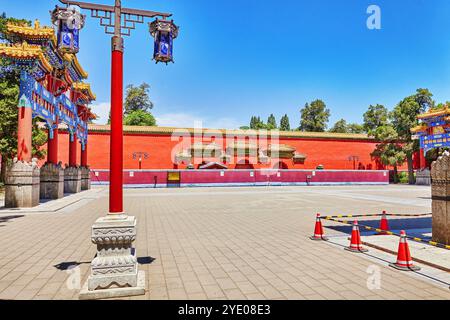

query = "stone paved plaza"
0;185;449;300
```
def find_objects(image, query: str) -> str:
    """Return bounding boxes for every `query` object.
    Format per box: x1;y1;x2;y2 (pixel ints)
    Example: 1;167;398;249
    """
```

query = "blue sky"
2;0;450;129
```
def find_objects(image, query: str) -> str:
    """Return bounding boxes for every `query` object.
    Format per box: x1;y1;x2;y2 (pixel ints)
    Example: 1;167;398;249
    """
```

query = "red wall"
40;130;403;171
90;169;389;186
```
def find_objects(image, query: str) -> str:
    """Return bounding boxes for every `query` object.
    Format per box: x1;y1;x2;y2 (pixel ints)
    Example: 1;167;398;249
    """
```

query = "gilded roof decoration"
72;82;96;100
6;20;56;43
417;107;450;120
0;41;53;73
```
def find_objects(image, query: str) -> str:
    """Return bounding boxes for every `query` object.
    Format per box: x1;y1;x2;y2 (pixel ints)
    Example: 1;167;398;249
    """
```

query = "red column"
81;143;88;167
109;36;124;214
46;75;59;165
47;119;59;165
69;133;78;167
419;149;426;169
17;106;33;162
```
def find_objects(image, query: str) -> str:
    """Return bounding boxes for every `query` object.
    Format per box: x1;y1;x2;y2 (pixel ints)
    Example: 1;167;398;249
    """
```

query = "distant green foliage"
124;83;154;115
329;119;348;133
267;114;277;129
279;114;290;131
363;104;388;135
123;110;156;126
299;99;330;132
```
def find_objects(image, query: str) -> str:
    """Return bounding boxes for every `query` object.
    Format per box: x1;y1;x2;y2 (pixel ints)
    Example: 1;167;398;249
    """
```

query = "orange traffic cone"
310;213;328;241
389;231;421;271
377;211;390;235
345;220;368;253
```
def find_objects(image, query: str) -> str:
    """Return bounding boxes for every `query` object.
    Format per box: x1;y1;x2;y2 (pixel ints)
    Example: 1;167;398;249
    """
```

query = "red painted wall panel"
41;130;408;172
90;169;388;186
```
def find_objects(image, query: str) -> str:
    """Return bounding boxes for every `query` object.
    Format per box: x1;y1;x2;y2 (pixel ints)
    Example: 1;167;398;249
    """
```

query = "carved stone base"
79;270;145;300
416;169;431;186
81;215;144;299
40;163;64;200
64;166;81;194
5;158;40;208
80;166;91;191
431;152;450;245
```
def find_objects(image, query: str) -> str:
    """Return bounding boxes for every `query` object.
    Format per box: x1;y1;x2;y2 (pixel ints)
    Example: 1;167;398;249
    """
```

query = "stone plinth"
80;166;91;191
431;152;450;245
79;215;145;300
40;163;64;200
416;168;431;186
5;158;40;208
64;166;81;194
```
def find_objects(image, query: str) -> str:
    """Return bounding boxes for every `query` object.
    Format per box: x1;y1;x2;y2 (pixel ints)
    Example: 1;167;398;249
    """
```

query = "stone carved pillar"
431;151;450;245
80;166;91;191
416;168;431;186
64;166;82;194
40;162;64;199
5;158;40;208
79;215;145;299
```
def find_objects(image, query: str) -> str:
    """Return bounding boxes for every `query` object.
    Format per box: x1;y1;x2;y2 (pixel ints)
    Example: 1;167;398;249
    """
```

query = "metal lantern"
51;5;85;54
149;18;179;64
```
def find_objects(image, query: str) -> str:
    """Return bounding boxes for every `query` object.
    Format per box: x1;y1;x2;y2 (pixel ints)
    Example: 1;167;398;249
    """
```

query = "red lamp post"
58;0;178;215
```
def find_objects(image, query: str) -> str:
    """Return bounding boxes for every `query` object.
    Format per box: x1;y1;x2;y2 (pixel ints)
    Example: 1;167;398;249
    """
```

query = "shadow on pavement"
54;256;156;271
0;215;25;226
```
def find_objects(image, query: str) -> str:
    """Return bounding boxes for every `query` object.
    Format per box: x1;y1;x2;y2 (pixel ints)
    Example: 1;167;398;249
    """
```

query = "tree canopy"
279;114;290;131
299;100;330;132
363;104;388;135
123;110;156;127
124;83;154;115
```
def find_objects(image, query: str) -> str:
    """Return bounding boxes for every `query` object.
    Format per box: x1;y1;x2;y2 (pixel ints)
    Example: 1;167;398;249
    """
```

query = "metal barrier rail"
323;213;432;219
322;216;450;250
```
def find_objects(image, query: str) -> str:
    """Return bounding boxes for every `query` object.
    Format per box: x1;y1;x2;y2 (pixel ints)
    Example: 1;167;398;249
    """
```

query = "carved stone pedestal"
5;158;40;208
431;152;450;245
80;166;91;191
79;215;145;300
64;166;81;194
416;168;431;186
40;163;64;200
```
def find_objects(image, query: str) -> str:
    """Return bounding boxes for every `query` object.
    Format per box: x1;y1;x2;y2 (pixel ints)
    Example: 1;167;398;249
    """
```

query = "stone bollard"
5;158;40;208
79;215;145;300
40;162;64;200
416;168;431;186
431;151;450;245
64;166;81;194
80;166;91;191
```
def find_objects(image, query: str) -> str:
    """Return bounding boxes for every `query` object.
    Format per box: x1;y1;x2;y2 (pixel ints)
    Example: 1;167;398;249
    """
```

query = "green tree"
267;114;277;129
391;89;434;184
123;110;157;126
279;114;291;131
371;125;406;184
363;104;388;135
347;123;365;134
0;14;47;183
124;83;154;115
299;100;330;132
329;119;348;133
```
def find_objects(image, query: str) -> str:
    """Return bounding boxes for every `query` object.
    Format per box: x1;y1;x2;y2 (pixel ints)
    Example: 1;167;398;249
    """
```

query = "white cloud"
90;102;110;124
